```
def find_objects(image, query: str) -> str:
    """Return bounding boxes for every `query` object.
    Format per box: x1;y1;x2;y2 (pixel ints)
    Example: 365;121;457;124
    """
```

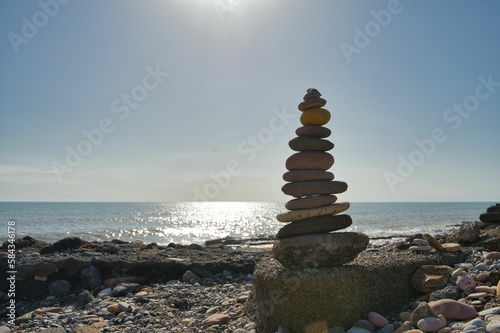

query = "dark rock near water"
480;203;500;222
0;237;266;301
80;265;103;290
48;279;71;297
446;221;481;243
2;236;48;252
40;237;88;254
112;283;141;297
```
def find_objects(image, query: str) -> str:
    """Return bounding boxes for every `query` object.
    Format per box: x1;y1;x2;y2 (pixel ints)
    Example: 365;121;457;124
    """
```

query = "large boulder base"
273;232;368;269
246;250;468;332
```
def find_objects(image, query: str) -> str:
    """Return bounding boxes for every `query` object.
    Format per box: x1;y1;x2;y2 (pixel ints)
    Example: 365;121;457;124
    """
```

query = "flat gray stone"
285;194;337;210
285;151;333;171
288;136;334;151
282;180;347;197
283;170;334;182
295;126;331;138
276;214;352;239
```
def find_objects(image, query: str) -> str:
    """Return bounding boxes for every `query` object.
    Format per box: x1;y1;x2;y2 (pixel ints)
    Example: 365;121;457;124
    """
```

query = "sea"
0;202;493;247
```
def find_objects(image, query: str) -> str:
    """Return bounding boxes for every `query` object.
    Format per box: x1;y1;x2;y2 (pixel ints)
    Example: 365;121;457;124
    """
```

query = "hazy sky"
1;0;499;202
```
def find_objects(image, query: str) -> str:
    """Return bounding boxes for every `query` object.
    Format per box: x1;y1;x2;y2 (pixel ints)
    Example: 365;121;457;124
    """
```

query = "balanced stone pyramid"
480;203;500;223
273;88;369;270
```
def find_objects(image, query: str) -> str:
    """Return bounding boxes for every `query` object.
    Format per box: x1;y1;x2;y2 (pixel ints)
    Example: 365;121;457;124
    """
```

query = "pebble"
352;319;375;331
9;271;257;332
276;201;350;222
276;214;352;239
442;243;462;252
283;170;335;183
298;97;327;111
423;233;445;251
368;311;389;327
417;317;444;331
285;151;334;172
288;136;334;151
452;268;464;279
300;107;331;125
378;324;395;333
457;275;476;291
486;322;500;333
202;313;231;326
414;239;430;246
285;194;338;211
295;125;331;138
346;328;371;333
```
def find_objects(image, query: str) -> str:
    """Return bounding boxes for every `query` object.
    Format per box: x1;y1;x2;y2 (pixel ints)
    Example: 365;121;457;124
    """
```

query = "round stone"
272;232;369;269
281;180;347;197
276;214;352;239
276;202;350;222
283;170;334;182
368;311;389;327
456;275;476;291
417;317;444;332
285;194;337;210
288;136;334;151
300;108;331;126
298;98;327;111
296;126;331;138
303;88;321;100
285;152;334;171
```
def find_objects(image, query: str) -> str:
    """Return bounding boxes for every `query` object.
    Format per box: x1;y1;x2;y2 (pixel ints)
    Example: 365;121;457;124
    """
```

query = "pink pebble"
456;275;476;291
429;299;477;320
367;311;389;327
417;317;444;332
484;251;500;260
476;285;495;294
484;259;494;265
103;276;148;288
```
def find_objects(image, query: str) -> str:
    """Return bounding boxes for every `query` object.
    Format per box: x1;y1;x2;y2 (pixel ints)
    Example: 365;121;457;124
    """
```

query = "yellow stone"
300;108;331;126
442;243;461;252
423;233;444;251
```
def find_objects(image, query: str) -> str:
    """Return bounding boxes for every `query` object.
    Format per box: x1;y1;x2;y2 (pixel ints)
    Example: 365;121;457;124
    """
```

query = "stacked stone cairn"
273;88;369;270
480;203;500;223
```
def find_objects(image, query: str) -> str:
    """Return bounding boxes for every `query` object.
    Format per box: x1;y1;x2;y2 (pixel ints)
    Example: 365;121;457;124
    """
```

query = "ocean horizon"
0;201;493;247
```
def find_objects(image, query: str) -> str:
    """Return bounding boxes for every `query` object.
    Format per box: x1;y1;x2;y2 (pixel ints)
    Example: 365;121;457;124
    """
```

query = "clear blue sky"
1;0;499;202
